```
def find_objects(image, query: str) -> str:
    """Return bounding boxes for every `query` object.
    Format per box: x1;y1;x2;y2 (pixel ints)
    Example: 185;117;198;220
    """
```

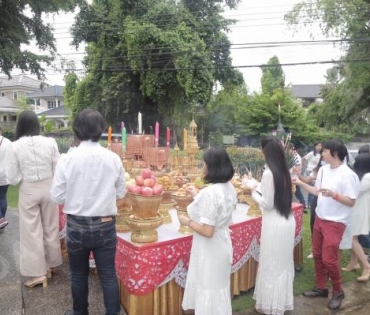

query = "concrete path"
2;209;370;315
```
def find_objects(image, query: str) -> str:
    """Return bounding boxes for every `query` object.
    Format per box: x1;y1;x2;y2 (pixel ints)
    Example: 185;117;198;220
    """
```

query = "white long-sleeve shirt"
0;136;11;186
6;135;59;184
50;140;126;217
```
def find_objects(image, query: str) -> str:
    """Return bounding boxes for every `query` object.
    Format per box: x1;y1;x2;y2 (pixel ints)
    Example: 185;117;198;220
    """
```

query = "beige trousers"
19;178;62;277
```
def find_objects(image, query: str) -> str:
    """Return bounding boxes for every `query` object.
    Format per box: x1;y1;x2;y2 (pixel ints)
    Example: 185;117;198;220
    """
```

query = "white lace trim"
159;259;188;288
231;237;260;272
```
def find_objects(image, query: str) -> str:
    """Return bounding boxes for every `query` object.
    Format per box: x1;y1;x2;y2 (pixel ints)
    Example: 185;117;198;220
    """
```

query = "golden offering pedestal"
245;195;261;217
171;193;193;234
116;212;132;232
125;214;163;243
158;201;175;224
124;193;164;243
116;195;133;232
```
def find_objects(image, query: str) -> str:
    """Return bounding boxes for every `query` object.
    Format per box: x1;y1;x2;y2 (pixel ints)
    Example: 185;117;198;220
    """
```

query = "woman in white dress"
252;136;296;315
342;153;370;281
6;110;62;288
178;147;237;315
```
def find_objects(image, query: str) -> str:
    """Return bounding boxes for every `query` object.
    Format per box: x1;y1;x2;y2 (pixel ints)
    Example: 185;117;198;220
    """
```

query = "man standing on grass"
293;139;360;311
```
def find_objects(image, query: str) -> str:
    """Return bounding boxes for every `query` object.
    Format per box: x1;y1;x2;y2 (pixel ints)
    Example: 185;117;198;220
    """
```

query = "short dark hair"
73;109;105;142
354;153;370;181
358;144;370;154
202;147;234;184
323;139;348;162
15;110;40;140
261;136;292;219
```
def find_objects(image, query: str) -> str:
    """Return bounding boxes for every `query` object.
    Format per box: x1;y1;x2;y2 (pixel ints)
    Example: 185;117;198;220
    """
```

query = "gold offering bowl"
125;214;163;243
128;193;163;219
162;190;176;204
171;193;193;212
244;195;261;217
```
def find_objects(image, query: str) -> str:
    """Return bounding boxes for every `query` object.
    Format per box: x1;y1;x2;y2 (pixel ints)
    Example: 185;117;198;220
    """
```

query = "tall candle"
108;126;112;144
155;121;159;147
183;128;188;151
121;122;126;152
138;112;142;134
166;127;170;148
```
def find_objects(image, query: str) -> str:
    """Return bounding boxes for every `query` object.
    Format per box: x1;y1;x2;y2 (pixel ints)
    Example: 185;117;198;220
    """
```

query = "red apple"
127;183;136;193
141;187;153;196
135;175;144;186
130;185;142;195
141;168;152;179
150;176;156;185
152;184;163;195
143;178;155;188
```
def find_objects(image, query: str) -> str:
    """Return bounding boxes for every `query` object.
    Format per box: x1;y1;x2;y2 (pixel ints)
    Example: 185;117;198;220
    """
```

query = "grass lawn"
6;187;358;312
7;185;19;208
231;211;358;312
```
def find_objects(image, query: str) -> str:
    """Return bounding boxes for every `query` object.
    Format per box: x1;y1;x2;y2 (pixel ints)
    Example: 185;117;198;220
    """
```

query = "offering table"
115;203;303;315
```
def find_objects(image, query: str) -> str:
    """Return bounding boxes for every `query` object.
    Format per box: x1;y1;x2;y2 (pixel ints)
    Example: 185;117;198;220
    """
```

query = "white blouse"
6;135;60;184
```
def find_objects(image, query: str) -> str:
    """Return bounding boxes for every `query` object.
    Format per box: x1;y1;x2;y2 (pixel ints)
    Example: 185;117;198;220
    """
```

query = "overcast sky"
10;0;344;92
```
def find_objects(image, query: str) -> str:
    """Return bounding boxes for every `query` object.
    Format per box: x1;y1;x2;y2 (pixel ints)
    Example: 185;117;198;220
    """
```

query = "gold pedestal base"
245;196;262;217
158;201;175;224
116;211;132;232
176;209;193;234
125;214;163;243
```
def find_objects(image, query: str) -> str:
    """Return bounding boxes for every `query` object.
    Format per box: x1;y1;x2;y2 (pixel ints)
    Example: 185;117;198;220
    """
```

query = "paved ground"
1;209;370;315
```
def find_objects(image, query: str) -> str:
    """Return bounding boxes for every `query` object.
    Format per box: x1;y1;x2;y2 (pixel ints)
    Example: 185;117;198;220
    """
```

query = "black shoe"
302;287;329;298
328;291;345;310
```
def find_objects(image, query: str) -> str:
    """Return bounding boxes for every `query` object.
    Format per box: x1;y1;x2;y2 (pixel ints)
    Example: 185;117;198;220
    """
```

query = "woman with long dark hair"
6;110;62;288
252;136;296;315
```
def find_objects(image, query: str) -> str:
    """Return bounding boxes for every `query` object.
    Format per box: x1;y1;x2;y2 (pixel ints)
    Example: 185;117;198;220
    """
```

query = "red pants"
312;216;346;293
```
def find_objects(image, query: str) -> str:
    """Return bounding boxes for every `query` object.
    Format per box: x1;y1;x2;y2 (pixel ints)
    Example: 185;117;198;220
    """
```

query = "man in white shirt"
51;109;126;315
294;139;360;311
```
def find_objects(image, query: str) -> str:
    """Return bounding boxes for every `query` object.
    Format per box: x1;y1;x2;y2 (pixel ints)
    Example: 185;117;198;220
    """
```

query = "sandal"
24;276;47;288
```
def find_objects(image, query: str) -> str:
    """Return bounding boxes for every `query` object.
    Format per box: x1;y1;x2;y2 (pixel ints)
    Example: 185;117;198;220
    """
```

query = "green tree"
285;0;370;135
0;0;76;79
67;0;244;130
260;56;285;95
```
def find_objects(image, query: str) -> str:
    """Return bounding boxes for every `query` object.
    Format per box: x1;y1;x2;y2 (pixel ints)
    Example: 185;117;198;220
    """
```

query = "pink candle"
155;121;159;147
166;127;170;148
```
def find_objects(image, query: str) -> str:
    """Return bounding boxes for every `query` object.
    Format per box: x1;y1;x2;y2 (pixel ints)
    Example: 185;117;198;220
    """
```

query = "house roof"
37;105;70;117
27;85;64;98
291;84;323;99
0;74;42;89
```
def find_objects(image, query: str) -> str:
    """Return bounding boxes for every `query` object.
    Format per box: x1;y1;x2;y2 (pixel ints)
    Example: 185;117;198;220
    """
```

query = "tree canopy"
66;0;244;133
285;0;370;134
0;0;76;79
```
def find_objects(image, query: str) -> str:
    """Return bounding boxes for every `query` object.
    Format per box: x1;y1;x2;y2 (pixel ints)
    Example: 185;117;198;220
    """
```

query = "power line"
38;58;370;75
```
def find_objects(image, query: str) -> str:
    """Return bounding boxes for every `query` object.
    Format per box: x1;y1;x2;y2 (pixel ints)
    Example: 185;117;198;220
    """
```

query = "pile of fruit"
127;168;163;196
156;176;178;191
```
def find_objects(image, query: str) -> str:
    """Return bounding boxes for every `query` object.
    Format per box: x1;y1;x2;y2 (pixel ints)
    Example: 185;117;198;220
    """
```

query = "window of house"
1;92;4;97
3;116;7;122
58;100;61;106
48;101;55;109
13;91;18;100
10;115;17;122
36;99;40;106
